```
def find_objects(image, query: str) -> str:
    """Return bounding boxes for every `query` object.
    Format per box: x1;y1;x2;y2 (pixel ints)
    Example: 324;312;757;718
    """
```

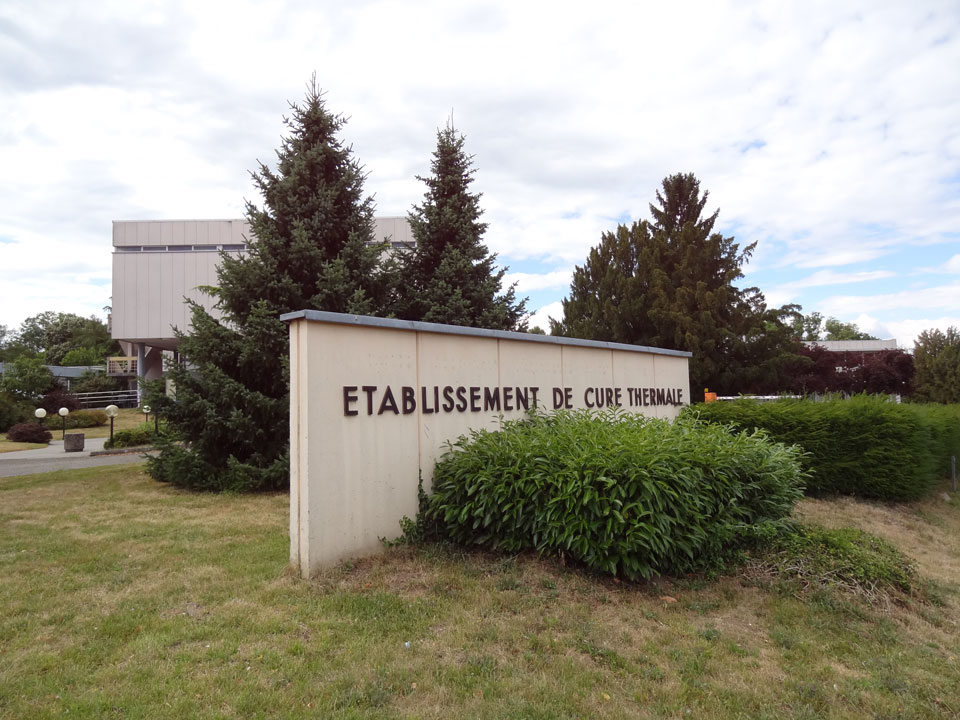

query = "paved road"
0;438;150;478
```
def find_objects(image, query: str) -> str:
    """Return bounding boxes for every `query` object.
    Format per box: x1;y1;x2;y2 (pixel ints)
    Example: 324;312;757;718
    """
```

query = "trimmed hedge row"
425;409;806;580
914;403;960;480
687;396;959;501
41;409;108;430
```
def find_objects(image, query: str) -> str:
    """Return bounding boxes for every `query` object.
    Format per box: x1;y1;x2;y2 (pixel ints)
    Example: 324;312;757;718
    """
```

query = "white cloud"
820;282;960;316
502;270;572;293
528;302;564;332
0;0;958;341
883;317;960;350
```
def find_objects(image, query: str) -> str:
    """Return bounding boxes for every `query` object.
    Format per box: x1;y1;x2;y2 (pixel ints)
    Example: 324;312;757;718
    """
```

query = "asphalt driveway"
0;438;150;478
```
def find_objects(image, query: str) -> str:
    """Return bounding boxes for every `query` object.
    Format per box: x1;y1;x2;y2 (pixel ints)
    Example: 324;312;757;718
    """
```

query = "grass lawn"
0;441;46;454
0;408;148;451
1;465;958;719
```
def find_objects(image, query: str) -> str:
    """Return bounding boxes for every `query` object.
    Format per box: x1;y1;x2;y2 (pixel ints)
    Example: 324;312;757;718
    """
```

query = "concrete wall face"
111;217;411;348
287;312;691;578
111;219;248;346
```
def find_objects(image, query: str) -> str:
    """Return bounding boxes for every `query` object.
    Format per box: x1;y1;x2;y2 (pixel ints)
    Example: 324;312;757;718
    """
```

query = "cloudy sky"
1;0;958;349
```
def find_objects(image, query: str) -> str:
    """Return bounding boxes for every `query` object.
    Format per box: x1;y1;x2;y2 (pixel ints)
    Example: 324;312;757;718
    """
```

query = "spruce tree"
393;123;526;330
148;78;388;492
554;172;799;398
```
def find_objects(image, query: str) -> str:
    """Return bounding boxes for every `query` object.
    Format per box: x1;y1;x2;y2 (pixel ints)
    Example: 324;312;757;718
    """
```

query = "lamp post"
34;408;47;422
58;407;69;440
143;405;158;434
105;404;119;446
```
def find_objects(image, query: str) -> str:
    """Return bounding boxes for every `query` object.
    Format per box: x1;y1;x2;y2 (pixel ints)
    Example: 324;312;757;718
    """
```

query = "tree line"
549;172;952;402
147;79;957;492
0;312;122;399
10;78;954;492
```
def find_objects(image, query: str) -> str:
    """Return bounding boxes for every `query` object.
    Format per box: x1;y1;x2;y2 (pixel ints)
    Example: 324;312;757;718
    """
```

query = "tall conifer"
393;124;526;330
554;172;799;398
148;78;388;491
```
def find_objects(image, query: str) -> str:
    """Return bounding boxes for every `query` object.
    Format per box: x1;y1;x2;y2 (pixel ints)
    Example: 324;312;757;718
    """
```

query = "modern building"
109;217;412;386
801;339;898;353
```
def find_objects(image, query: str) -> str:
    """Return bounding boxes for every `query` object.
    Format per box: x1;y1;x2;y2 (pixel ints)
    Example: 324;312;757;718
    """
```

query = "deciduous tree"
913;327;960;403
0;356;54;400
8;312;118;365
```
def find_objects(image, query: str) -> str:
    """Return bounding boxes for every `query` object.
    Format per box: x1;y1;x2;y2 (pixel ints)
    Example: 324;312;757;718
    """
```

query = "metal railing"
73;389;140;408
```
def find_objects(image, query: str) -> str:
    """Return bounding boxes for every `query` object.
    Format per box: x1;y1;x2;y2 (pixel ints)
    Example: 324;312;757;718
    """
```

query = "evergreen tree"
913;326;960;403
553;173;799;398
393;123;526;330
148;78;389;492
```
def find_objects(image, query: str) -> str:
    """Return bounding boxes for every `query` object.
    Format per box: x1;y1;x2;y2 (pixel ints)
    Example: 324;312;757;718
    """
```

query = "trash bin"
64;433;85;452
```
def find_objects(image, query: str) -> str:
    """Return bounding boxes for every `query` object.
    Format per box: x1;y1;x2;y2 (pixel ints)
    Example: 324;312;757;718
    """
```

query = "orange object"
704;388;718;403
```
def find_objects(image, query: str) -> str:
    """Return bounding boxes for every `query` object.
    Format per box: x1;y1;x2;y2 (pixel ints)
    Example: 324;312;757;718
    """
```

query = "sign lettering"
342;384;684;416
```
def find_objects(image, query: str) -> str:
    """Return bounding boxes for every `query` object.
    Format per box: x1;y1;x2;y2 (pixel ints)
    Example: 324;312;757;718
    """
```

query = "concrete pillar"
136;342;146;405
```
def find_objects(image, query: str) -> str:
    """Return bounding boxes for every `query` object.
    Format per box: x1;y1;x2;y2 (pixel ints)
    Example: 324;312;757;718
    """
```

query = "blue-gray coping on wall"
280;310;692;358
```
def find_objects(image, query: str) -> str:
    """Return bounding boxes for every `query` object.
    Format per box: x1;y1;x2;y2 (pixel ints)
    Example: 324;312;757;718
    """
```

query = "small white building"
110;217;412;385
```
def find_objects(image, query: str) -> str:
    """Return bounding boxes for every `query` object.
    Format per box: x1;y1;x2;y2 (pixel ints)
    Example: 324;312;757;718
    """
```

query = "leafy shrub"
0;391;29;432
6;422;52;444
687;396;950;501
38;387;81;413
753;524;919;601
425;409;806;580
105;423;158;449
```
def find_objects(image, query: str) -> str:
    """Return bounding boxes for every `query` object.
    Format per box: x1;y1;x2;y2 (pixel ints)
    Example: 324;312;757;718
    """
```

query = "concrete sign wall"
282;310;692;578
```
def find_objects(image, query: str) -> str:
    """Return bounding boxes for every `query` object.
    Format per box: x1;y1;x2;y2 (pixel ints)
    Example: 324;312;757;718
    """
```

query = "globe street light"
58;407;69;440
105;404;119;445
143;404;158;434
34;408;47;421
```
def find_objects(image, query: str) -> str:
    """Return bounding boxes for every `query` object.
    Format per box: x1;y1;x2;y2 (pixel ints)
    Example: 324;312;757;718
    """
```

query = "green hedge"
105;423;161;449
41;409;108;430
907;403;960;480
687;396;958;501
425;409;806;580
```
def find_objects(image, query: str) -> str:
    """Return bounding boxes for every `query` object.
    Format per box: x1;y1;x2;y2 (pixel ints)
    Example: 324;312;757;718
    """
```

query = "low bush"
6;422;52;444
105;423;158;449
425;409;806;580
69;409;108;428
688;396;951;501
752;524;919;602
0;391;29;432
